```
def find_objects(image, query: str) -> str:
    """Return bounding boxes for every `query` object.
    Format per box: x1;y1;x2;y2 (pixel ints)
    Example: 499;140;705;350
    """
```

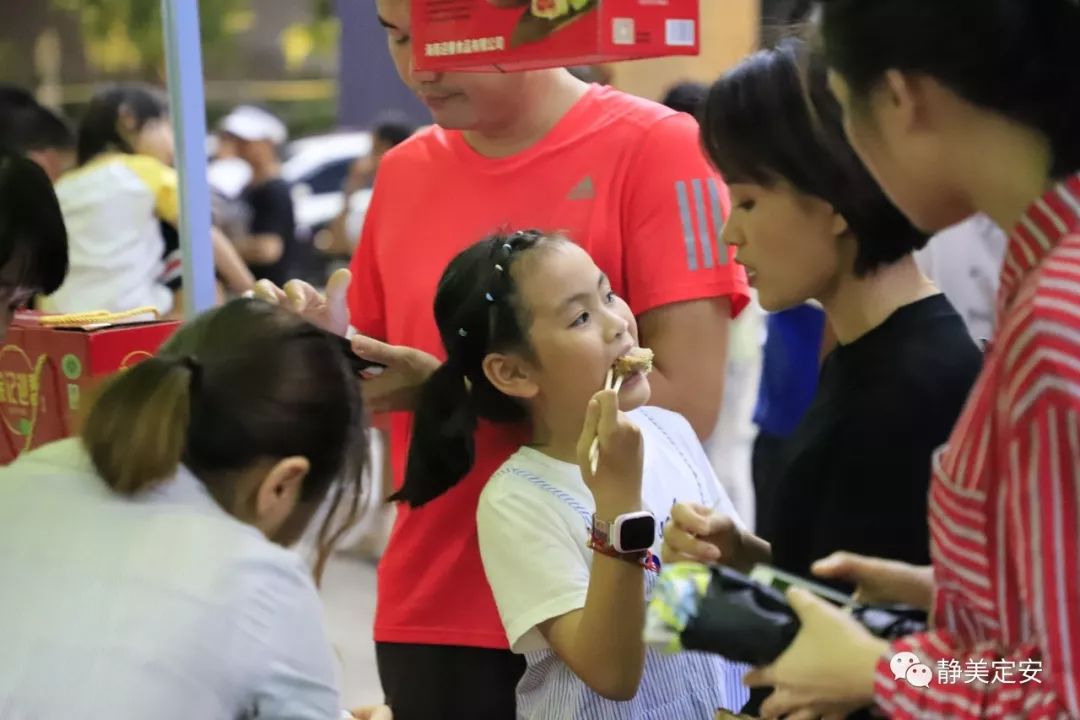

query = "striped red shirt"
875;172;1080;719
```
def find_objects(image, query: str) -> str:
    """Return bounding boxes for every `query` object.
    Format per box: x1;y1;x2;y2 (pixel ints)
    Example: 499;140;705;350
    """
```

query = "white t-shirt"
916;213;1008;345
477;406;750;719
45;154;178;315
0;439;341;720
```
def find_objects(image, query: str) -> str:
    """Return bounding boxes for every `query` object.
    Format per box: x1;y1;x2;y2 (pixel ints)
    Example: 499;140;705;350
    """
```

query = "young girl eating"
398;230;749;718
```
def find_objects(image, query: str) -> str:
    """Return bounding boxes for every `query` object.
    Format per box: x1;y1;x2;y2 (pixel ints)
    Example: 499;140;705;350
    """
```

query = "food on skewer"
589;347;654;474
614;347;654;378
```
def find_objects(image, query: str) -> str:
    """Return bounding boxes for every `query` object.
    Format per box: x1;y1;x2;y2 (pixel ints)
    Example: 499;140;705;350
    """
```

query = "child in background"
43;84;253;317
399;230;749;719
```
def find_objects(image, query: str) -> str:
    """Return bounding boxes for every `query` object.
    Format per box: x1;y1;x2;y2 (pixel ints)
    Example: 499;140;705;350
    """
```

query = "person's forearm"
233;234;284;266
732;529;772;574
165;288;185;320
560;494;648;701
325;208;353;256
211;227;256;293
569;554;647;700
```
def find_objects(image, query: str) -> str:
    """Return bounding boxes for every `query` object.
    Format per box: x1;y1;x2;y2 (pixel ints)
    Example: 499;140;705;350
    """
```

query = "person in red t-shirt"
252;0;748;715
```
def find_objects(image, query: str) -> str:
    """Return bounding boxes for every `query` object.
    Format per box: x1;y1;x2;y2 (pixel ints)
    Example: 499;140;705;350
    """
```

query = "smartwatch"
591;511;656;554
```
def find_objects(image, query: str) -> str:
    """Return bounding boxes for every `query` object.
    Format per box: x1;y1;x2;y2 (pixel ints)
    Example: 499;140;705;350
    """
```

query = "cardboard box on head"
412;0;700;72
0;311;179;464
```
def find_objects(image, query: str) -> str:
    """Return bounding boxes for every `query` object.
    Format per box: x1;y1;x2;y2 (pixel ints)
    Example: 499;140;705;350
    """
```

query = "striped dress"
517;590;750;720
874;172;1080;719
478;407;750;719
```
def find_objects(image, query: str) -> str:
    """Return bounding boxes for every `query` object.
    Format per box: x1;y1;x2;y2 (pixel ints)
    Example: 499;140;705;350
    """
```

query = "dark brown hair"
700;37;927;277
819;0;1080;178
0;86;74;155
82;298;367;582
0;152;69;295
76;83;168;165
395;230;559;508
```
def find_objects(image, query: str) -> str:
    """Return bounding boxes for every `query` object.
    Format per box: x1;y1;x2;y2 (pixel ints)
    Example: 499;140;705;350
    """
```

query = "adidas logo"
567;175;595;201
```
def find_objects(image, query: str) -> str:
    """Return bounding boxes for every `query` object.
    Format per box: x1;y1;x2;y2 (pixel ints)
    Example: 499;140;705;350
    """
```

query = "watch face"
617;515;656;553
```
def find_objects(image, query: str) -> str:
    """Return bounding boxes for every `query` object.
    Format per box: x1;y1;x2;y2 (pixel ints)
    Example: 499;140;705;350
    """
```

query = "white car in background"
282;130;372;240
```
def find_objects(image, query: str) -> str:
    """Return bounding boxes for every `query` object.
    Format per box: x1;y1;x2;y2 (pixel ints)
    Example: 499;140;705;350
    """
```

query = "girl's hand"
577;389;643;515
744;588;888;719
812;552;934;610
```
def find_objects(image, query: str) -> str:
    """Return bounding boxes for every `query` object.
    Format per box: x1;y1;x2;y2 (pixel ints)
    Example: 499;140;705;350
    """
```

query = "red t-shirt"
349;85;749;649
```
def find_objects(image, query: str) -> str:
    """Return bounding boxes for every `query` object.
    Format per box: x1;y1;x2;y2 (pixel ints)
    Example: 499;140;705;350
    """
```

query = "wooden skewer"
589;369;614;474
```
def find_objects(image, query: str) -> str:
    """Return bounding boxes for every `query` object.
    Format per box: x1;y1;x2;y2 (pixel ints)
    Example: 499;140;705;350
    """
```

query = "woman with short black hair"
666;35;980;593
734;2;1080;718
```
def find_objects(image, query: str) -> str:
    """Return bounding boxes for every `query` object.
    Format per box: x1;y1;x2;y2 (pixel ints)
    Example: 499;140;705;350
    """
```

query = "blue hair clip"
503;243;512;253
485;292;494;302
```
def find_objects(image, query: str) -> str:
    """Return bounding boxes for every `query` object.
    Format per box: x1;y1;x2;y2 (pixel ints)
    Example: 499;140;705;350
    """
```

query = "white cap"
219;106;288;144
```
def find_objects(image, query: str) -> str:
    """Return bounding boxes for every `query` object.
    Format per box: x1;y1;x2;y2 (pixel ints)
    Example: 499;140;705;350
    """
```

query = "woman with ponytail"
738;2;1080;719
0;298;389;720
398;230;748;718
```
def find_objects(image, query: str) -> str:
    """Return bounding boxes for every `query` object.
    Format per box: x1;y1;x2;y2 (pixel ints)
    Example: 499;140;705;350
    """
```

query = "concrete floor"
321;553;385;708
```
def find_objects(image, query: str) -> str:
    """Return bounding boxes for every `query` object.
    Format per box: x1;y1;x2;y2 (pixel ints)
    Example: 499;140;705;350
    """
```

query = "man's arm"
212;227;256;293
234;232;285;266
638;297;731;439
620;114;749;439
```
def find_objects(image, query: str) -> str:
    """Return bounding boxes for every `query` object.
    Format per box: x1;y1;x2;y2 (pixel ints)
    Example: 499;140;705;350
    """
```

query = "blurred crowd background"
0;0;781;285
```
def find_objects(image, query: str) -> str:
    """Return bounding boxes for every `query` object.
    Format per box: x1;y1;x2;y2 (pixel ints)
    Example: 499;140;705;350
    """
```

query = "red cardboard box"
0;313;180;464
413;0;700;72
